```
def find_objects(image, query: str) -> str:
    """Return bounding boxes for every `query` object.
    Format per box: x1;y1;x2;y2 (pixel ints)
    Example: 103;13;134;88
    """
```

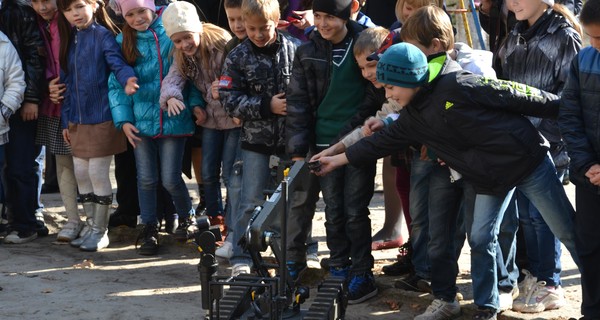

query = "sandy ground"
0;160;582;320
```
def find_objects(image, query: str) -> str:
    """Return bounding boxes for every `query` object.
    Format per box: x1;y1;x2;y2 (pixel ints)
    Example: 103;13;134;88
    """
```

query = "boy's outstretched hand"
125;77;139;95
362;117;384;136
309;153;349;176
271;92;287;115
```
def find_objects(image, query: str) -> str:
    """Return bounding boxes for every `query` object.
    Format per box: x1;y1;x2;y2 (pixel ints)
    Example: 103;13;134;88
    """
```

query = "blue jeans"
201;128;241;217
408;154;433;279
428;163;466;301
466;155;577;310
496;195;519;293
134;136;192;224
319;161;376;275
230;150;276;266
4;116;41;233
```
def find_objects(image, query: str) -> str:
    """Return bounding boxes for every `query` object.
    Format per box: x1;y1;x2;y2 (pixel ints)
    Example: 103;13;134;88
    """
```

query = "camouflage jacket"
219;31;300;153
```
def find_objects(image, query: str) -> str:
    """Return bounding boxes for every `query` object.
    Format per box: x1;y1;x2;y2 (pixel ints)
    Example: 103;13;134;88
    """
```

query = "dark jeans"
575;186;600;319
427;164;466;301
4;116;40;233
286;160;320;263
408;155;434;279
319;161;376;275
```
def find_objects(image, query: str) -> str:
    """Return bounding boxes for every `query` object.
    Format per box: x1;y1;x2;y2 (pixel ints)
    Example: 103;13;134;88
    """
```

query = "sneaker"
415;299;461;320
347;272;378;304
137;224;159;256
498;286;518;311
329;265;350;279
35;211;49;237
382;241;413;276
0;217;9;236
56;220;84;242
472;308;497;320
286;261;308;281
174;216;198;241
215;241;233;259
231;263;251;277
513;269;537;312
4;230;38;244
395;273;428;292
519;281;566;313
306;252;320;269
417;278;433;294
320;257;331;270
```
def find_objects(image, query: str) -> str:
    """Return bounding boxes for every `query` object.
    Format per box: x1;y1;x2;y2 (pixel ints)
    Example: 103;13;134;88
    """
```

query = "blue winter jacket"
109;7;201;137
559;47;600;194
61;22;135;129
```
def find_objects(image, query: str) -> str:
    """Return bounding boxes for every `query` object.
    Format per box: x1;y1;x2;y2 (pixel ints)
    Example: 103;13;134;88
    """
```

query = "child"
498;0;582;313
214;0;247;260
53;0;138;252
219;0;299;277
159;1;235;241
108;0;200;254
314;42;579;320
392;0;440;28
0;0;47;244
286;0;379;305
559;0;600;318
0;30;26;240
30;0;82;243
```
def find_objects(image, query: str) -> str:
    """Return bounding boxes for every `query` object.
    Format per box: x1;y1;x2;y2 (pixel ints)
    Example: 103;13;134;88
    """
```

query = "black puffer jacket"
559;47;600;194
346;54;560;195
286;20;367;158
0;0;45;105
500;9;581;169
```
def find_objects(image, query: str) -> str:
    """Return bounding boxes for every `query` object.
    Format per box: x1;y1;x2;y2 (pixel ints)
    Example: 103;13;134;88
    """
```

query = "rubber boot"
80;195;111;252
71;193;95;247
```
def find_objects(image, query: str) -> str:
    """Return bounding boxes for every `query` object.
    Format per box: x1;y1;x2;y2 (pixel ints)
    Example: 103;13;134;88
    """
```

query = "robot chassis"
194;161;347;320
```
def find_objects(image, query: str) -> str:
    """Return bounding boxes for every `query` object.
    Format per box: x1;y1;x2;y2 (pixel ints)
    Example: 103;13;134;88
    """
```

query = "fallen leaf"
73;259;95;269
383;299;401;310
42;288;53;293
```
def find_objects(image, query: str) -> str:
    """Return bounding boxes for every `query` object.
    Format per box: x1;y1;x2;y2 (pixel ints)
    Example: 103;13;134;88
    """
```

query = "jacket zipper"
74;32;82;124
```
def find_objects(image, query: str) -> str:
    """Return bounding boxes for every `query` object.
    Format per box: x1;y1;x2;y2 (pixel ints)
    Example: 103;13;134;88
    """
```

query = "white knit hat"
162;1;203;38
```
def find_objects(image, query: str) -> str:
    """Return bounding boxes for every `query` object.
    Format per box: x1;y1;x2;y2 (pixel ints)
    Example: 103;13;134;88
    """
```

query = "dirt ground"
0;161;583;320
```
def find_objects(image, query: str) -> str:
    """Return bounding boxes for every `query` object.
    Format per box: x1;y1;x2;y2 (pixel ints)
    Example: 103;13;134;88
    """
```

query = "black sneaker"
417;278;432;293
137;224;159;256
472;308;497;320
382;241;413;276
286;261;307;282
347;272;378;304
395;273;429;292
174;217;198;241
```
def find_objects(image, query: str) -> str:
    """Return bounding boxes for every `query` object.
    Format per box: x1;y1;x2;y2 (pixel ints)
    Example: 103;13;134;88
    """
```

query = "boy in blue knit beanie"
313;42;579;320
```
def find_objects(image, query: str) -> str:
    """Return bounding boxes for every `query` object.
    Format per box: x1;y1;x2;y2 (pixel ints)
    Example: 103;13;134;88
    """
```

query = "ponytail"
57;10;73;73
553;3;582;37
94;0;121;35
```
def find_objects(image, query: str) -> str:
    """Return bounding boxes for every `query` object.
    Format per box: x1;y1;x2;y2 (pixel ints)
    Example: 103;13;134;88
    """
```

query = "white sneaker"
513;269;538;312
499;286;518;311
231;263;251;277
414;299;461;320
57;220;84;242
4;230;38;244
306;252;320;269
215;241;233;259
520;281;566;313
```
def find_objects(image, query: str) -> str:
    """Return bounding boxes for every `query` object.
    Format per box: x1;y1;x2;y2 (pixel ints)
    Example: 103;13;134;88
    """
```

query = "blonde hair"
353;26;390;57
175;23;232;80
394;0;440;23
551;3;582;37
400;6;454;52
241;0;280;22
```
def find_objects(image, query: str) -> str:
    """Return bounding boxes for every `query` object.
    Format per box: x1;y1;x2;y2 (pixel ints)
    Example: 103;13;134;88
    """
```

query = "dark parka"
559;47;600;194
500;9;581;169
286;20;368;158
346;54;560;195
0;0;46;105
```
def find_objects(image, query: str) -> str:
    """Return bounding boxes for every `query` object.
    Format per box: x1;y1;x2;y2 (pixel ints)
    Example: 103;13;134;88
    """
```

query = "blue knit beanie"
376;43;429;88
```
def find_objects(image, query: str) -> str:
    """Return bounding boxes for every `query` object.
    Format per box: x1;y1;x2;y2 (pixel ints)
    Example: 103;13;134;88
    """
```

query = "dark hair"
224;0;243;9
57;0;120;72
580;0;600;26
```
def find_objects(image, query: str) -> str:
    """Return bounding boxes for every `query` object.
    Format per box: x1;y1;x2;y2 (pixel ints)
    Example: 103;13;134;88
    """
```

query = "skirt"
68;120;126;158
36;115;71;155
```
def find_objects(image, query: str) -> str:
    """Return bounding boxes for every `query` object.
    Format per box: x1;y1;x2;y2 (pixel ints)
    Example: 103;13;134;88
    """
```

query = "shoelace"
426;299;445;313
523;280;547;305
